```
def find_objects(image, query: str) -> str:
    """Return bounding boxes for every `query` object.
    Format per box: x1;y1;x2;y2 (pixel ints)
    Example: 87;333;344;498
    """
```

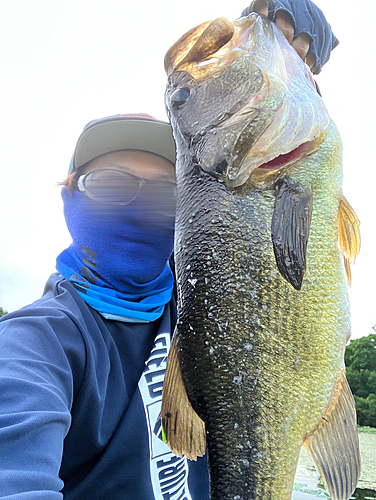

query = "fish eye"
171;88;190;109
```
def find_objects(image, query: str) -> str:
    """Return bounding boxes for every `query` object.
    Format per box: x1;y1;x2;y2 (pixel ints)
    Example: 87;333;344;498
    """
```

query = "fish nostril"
214;158;229;176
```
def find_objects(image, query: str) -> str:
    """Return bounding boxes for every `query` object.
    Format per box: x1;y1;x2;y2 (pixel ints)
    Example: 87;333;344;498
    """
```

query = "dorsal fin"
161;331;206;460
303;369;360;500
337;194;360;285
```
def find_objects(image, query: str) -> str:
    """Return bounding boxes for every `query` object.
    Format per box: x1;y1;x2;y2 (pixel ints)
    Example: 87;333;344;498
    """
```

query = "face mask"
59;187;175;292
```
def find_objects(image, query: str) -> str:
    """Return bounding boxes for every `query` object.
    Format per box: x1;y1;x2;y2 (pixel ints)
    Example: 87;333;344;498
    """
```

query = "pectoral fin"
271;179;313;290
337;194;360;285
161;331;206;460
303;369;360;500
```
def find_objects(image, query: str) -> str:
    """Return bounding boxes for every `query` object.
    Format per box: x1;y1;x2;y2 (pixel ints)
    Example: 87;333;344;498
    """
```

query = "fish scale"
173;132;345;498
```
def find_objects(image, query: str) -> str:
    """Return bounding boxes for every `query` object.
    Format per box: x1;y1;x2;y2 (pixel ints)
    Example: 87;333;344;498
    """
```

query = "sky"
0;0;374;339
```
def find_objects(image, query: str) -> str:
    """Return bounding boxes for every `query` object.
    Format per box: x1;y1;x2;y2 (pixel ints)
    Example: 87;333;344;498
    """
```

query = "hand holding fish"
241;0;339;73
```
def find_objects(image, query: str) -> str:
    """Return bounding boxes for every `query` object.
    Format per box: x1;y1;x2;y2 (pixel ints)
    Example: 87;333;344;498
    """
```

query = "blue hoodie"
0;273;209;499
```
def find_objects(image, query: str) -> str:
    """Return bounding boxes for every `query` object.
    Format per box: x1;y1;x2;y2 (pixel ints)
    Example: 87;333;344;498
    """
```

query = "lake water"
292;464;376;499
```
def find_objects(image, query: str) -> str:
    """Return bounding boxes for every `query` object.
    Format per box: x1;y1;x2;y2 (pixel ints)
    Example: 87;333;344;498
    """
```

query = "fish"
161;13;361;500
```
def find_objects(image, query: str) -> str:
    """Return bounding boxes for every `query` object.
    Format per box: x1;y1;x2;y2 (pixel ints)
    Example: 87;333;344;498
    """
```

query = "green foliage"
0;307;7;318
353;394;376;427
345;330;376;427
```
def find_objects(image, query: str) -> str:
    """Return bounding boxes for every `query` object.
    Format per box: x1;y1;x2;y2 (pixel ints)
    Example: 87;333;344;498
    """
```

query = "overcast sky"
0;0;374;339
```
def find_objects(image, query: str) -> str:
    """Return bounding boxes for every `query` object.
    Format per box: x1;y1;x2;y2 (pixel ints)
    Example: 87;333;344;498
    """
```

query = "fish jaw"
165;14;330;187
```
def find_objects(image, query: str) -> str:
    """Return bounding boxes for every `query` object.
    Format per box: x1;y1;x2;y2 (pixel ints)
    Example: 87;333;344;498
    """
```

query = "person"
0;2;338;499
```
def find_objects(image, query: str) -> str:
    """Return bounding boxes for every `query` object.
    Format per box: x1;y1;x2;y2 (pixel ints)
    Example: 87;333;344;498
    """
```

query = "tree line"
345;328;376;427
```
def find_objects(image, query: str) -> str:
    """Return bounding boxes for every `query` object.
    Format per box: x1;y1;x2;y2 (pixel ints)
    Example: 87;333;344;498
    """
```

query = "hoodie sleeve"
0;308;81;499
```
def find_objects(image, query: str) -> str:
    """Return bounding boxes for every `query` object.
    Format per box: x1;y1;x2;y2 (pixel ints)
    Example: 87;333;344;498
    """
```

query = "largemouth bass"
161;13;361;500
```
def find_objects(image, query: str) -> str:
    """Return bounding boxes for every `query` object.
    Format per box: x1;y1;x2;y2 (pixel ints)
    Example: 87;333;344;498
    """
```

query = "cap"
68;114;176;174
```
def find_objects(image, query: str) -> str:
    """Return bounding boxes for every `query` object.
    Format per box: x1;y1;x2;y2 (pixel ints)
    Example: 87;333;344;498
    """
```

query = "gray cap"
68;114;176;174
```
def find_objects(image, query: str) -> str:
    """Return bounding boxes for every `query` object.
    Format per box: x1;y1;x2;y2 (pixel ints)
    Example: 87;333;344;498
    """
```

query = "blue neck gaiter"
56;187;175;322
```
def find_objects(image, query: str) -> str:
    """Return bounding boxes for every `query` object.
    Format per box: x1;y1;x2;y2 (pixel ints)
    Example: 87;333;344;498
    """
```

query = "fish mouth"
256;142;312;171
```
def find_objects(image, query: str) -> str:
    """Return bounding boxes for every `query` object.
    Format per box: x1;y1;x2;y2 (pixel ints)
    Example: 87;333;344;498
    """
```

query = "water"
293;485;376;499
292;464;376;499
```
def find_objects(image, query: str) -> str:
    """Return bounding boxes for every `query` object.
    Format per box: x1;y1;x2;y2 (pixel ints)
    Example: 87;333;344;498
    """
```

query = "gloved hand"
240;0;338;74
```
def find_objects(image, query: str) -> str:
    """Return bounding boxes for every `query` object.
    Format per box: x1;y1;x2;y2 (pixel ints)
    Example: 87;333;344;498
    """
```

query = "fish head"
165;14;330;187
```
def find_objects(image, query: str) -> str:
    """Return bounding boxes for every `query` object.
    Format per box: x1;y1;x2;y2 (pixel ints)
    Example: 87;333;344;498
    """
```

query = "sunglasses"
77;168;176;217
